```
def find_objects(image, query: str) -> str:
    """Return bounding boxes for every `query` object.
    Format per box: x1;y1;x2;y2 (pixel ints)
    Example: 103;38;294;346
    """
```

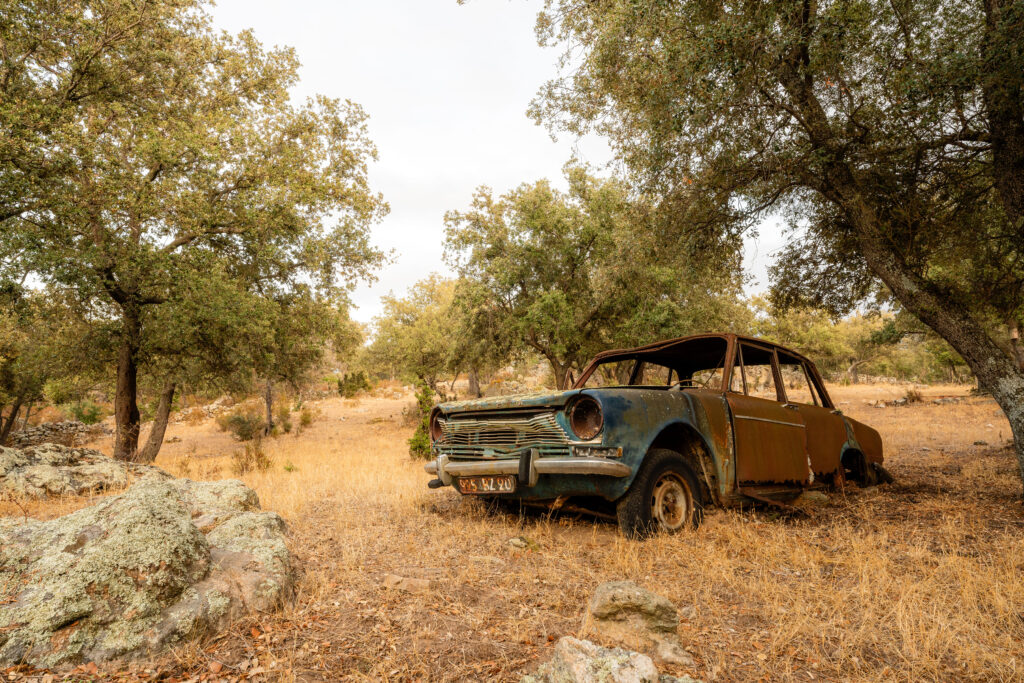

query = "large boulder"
0;475;292;668
0;444;164;498
586;582;696;669
522;637;696;683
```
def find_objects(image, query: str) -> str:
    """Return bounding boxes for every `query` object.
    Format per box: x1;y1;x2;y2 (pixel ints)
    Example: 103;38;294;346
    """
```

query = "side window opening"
738;343;780;401
778;352;818;406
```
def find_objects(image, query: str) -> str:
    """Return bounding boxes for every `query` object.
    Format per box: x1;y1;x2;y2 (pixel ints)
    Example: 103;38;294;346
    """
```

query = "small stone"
973;440;988;446
509;536;528;549
382;574;438;593
654;639;696;668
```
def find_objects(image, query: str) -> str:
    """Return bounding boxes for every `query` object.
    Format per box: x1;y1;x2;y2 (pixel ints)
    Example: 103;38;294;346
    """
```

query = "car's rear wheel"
616;448;704;538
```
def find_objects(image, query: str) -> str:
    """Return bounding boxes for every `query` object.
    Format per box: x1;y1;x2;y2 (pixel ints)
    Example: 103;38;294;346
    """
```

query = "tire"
616;448;704;538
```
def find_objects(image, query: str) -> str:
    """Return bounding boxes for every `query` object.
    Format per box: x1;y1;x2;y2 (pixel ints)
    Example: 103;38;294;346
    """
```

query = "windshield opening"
579;337;730;390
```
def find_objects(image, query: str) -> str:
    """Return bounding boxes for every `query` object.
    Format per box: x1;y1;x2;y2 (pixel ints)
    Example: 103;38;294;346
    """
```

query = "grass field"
4;383;1023;682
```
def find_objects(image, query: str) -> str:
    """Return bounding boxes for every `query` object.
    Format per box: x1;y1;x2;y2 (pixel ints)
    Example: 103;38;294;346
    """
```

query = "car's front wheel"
616;449;704;538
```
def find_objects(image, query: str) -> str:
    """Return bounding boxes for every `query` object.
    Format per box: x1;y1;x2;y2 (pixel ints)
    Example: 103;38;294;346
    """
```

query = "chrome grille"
438;411;569;458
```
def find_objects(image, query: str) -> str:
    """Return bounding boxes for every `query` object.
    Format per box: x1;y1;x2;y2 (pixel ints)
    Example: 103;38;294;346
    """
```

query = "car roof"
585;332;814;366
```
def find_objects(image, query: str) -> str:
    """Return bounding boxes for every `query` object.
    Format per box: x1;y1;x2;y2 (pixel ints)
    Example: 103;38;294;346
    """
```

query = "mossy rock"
0;474;293;668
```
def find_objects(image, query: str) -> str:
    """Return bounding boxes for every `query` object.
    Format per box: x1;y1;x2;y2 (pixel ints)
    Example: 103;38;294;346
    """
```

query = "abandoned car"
425;333;887;537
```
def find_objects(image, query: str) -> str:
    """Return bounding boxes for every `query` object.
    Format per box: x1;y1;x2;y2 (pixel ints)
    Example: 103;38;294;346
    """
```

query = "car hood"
439;389;582;415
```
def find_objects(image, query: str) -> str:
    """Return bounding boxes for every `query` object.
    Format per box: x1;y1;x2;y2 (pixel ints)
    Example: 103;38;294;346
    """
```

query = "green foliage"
299;406;314;429
217;408;266;442
444;166;747;389
531;0;1024;471
64;400;105;426
0;0;386;457
337;371;371;398
407;381;435;460
366;275;464;393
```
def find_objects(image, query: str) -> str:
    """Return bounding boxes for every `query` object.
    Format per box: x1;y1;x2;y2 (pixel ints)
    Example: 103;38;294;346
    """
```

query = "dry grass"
5;384;1024;682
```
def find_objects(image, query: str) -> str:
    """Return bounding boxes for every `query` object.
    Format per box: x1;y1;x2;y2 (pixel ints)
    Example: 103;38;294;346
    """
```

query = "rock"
0;444;167;498
792;490;829;508
0;475;292;668
586;582;694;670
521;636;696;683
973;440;988;446
509;536;529;549
588;581;678;636
7;421;111;449
382;574;438;593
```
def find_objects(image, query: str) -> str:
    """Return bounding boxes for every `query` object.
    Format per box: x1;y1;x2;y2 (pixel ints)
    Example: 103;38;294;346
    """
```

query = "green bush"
407;380;435;460
66;399;104;425
216;408;266;441
299;406;314;428
338;371;371;398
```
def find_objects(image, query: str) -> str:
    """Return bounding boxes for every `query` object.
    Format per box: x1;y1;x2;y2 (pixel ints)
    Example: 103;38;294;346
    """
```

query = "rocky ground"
0;446;293;672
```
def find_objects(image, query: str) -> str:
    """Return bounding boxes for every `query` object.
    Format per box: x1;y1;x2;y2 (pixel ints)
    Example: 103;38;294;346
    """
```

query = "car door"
777;351;847;482
726;342;810;487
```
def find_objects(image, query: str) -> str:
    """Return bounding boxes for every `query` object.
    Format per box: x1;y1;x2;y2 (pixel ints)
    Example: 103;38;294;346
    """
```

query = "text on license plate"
457;475;516;494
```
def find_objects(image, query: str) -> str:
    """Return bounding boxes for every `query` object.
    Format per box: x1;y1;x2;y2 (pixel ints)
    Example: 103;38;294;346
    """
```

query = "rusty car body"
425;333;887;536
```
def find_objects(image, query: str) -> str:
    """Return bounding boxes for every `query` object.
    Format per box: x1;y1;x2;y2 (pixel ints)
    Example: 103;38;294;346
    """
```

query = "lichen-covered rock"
0;475;292;668
521;637;696;683
0;444;166;498
586;582;695;669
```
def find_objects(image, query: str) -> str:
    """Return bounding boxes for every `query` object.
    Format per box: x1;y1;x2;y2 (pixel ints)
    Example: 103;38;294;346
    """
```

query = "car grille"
437;411;570;458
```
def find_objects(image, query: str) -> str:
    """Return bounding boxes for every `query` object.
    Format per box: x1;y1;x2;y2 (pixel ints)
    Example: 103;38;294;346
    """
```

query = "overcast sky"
209;0;785;322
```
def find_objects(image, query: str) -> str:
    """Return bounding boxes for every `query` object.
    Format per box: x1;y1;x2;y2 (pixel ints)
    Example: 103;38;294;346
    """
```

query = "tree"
366;275;461;396
445;166;746;390
1;1;386;460
533;0;1024;489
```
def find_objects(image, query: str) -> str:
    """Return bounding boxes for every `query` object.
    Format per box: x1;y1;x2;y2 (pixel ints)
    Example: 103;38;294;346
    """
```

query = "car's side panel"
728;393;809;486
794;403;846;481
847;418;884;464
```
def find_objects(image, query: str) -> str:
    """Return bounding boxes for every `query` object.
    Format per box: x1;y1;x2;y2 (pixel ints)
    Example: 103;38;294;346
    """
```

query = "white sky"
209;0;785;322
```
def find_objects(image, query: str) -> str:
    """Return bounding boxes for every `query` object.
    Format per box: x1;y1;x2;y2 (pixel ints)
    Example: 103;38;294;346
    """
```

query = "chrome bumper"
425;453;631;486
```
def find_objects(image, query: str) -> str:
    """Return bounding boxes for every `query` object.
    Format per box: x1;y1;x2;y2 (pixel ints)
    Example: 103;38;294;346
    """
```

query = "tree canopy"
0;0;386;459
532;0;1024;487
445;166;748;389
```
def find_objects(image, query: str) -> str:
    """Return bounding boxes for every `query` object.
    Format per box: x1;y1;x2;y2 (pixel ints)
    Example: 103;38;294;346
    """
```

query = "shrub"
216;408;266;441
275;404;293;434
299;406;314;428
338;371;371;398
66;399;104;425
904;388;923;403
407;380;435;460
231;440;272;475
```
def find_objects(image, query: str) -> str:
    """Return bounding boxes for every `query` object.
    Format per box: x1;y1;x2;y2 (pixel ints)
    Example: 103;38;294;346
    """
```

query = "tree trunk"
136;381;176;464
113;314;142;461
1010;320;1024;371
847;361;860;384
264;379;274;435
547;357;572;390
0;398;23;445
840;192;1024;494
21;403;32;430
468;368;481;398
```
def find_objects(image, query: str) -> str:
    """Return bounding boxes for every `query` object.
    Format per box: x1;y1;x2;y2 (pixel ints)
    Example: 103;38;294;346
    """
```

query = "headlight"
567;395;603;440
429;408;444;442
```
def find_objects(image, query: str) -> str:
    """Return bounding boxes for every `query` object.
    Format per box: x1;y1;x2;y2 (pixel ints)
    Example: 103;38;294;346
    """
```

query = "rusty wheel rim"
651;472;692;531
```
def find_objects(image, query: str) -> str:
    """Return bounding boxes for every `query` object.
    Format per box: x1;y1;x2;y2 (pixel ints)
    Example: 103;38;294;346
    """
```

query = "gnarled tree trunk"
113;311;142;461
136;381;176;463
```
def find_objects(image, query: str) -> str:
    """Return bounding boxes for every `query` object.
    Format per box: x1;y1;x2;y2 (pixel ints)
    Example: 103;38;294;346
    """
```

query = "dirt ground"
3;383;1023;682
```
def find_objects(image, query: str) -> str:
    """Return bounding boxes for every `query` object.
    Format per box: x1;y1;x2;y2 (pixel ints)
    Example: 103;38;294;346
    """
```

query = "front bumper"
425;450;631;488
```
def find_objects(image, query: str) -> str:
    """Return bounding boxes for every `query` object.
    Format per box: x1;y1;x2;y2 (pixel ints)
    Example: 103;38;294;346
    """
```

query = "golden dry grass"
4;384;1024;682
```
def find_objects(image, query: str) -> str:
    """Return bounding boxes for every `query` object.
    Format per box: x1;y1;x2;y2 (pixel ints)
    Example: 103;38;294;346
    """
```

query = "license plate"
457;475;516;495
